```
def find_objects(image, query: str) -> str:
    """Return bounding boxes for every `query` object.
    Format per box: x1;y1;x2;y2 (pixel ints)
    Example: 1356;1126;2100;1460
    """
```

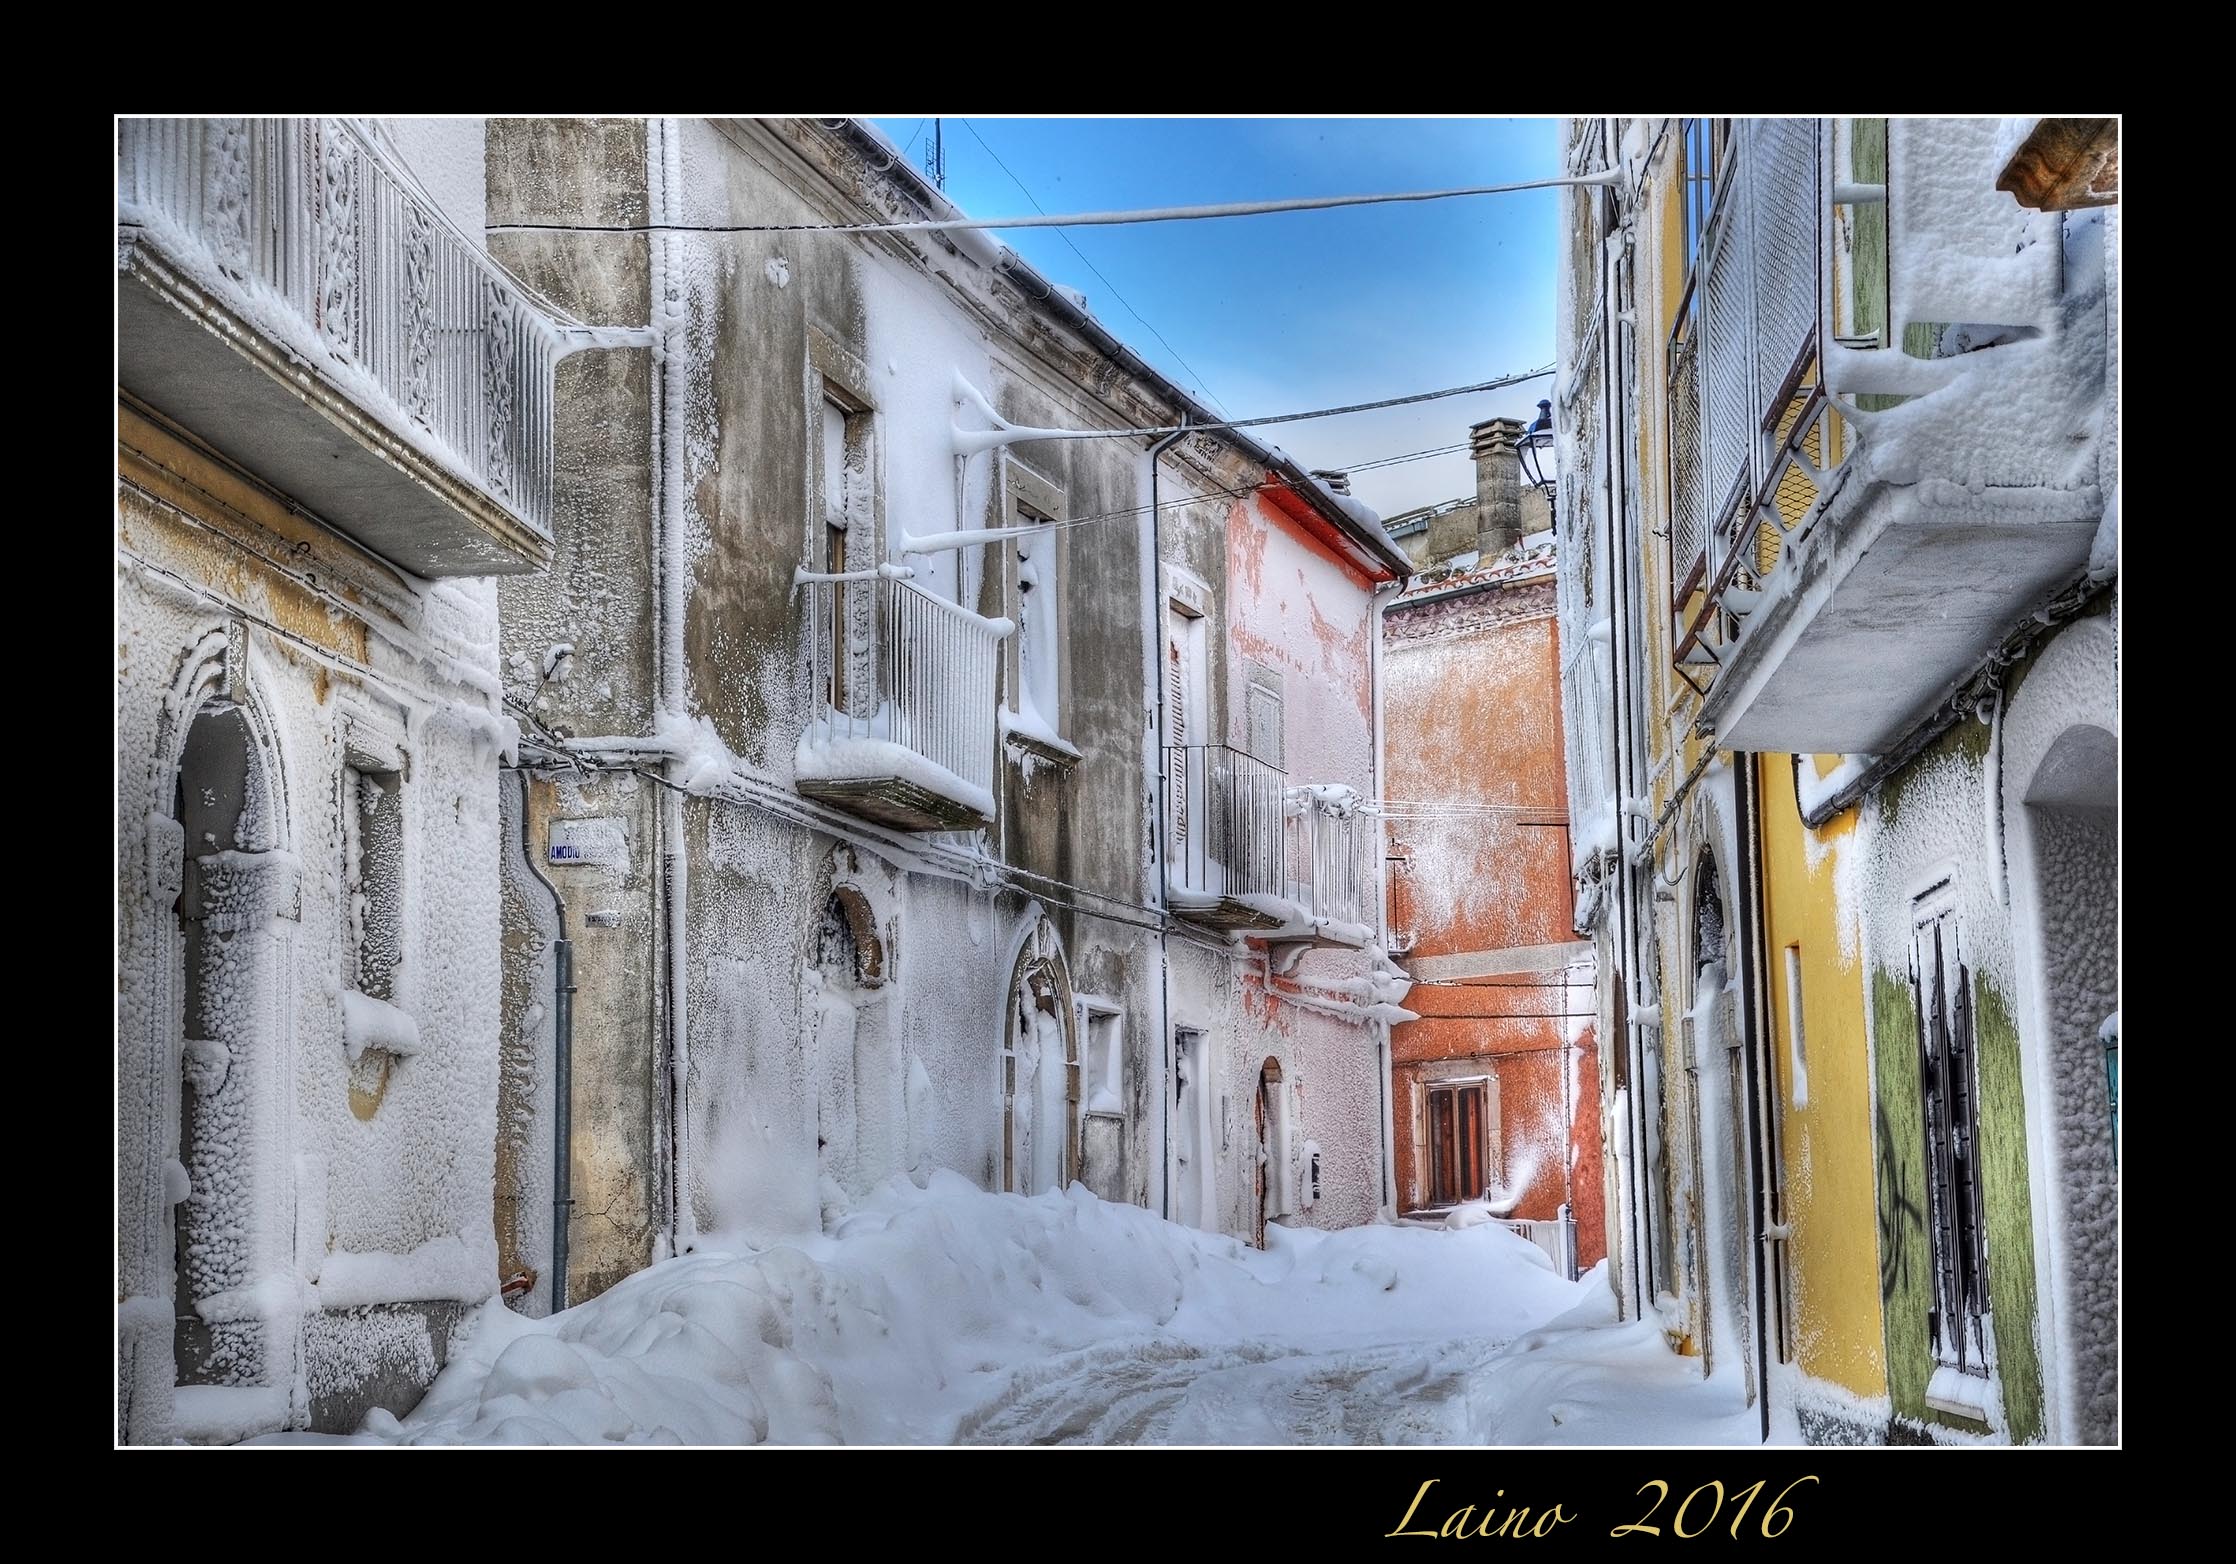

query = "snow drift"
277;1176;1756;1446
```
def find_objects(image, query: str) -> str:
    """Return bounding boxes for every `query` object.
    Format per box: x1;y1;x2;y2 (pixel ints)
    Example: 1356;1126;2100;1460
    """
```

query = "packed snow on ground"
276;1174;1761;1446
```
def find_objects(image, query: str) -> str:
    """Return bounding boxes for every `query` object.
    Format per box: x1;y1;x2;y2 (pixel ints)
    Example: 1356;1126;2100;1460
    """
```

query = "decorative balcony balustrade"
1286;785;1376;935
1667;118;2108;754
1165;747;1378;946
118;117;559;577
795;570;1010;831
1165;745;1288;929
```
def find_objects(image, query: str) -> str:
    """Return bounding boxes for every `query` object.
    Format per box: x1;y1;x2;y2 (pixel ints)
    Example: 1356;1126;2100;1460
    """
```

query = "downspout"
1599;126;1652;1324
1147;417;1189;1221
1370;576;1402;1216
1735;756;1776;1440
650;116;692;1259
515;771;575;1315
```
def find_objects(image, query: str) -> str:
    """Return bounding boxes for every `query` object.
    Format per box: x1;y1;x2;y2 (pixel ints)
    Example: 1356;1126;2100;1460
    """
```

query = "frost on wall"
121;512;512;1440
1833;125;2109;500
495;777;558;1316
2022;804;2115;1442
1999;612;2118;1445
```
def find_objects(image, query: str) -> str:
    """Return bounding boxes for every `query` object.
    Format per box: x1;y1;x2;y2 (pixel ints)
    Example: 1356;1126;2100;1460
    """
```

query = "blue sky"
866;116;1560;520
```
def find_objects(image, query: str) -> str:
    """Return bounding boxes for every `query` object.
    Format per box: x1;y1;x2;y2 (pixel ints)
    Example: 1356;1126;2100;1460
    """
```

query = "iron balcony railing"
1165;747;1378;937
118;117;558;538
1286;786;1376;931
801;570;1008;805
1166;744;1287;904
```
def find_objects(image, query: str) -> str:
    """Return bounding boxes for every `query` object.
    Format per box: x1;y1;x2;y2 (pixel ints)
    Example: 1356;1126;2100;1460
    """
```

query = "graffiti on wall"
1875;1102;1922;1303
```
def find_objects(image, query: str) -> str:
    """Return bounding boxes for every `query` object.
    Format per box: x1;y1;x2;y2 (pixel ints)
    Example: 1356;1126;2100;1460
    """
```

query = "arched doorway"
809;885;888;1209
169;694;295;1397
2021;721;2118;1443
1003;919;1077;1195
1254;1058;1286;1247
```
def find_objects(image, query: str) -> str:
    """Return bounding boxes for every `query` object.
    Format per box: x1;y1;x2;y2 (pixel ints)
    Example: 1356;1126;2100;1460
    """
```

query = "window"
1783;944;1809;1109
1013;500;1059;736
1080;1002;1123;1117
1911;892;1992;1385
1667;118;1731;619
1427;1081;1490;1206
819;392;869;712
1173;1027;1212;1231
1244;665;1284;770
345;763;403;1001
1679;118;1732;292
1165;592;1208;871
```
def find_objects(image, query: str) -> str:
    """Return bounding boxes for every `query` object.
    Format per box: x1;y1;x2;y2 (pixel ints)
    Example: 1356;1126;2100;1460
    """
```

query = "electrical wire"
958;117;1233;421
912;380;1546;546
489;169;1622;238
969;364;1555;443
1341;441;1470;474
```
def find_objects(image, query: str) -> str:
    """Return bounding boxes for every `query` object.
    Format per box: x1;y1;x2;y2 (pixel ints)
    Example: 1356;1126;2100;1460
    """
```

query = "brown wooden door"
1254;1074;1268;1248
1429;1084;1486;1206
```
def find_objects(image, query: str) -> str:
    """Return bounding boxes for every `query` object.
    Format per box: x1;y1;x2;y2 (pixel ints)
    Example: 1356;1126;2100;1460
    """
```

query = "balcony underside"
796;775;991;832
1171;898;1287;934
1271;926;1376;953
118;230;553;580
1701;474;2100;754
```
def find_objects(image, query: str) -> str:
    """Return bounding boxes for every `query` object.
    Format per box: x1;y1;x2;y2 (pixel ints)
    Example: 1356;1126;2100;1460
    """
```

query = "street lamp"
1518;398;1556;511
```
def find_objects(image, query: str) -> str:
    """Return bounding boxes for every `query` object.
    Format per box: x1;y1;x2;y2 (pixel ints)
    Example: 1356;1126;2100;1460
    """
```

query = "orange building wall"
1382;578;1603;1266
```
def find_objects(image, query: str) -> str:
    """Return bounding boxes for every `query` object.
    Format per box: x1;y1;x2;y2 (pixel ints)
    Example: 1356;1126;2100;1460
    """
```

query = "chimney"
1471;417;1526;559
1310;468;1351;497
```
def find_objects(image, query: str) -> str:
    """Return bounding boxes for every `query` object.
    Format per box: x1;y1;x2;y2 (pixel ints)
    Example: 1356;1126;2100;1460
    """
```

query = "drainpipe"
1147;417;1189;1220
650;115;692;1260
1734;757;1775;1441
1593;127;1651;1325
1370;575;1402;1216
515;771;574;1315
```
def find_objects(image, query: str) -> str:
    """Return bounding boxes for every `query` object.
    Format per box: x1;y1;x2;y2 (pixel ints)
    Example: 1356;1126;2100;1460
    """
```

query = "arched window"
1002;919;1077;1196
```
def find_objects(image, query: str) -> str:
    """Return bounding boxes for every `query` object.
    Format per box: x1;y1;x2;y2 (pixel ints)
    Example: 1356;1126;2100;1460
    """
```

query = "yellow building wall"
1757;753;1884;1399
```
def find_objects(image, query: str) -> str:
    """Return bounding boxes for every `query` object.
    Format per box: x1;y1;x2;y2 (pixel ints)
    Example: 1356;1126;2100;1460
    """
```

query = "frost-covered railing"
1286;787;1376;932
800;572;1008;811
1502;1212;1578;1280
118;117;557;537
1166;745;1287;902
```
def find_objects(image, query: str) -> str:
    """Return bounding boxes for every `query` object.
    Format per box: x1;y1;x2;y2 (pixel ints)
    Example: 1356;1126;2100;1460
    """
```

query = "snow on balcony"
1165;750;1378;948
795;571;1009;830
118;118;559;578
1677;119;2109;755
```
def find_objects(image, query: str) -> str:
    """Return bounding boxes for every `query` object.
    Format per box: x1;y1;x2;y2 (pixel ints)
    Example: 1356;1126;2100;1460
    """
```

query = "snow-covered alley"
282;1177;1759;1447
120;113;2117;1454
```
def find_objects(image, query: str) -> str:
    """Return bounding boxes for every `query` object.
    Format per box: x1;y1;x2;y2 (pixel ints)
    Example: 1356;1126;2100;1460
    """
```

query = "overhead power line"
1342;440;1471;474
985;364;1554;444
489;168;1622;238
932;381;1544;544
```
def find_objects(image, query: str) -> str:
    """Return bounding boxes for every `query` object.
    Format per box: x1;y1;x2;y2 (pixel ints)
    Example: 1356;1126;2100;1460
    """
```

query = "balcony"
118;118;558;578
795;570;1010;831
1670;119;2109;755
1165;747;1378;948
